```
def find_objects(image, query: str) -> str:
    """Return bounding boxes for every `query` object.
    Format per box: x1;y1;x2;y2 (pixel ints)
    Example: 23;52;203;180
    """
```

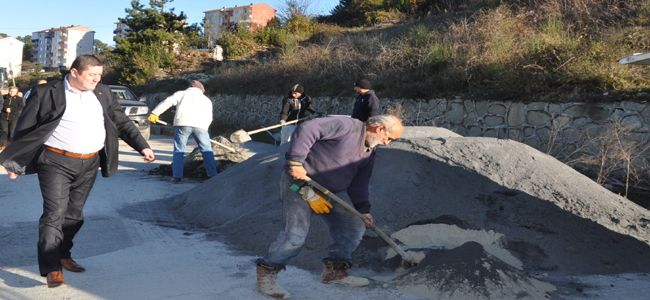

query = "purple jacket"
286;116;375;213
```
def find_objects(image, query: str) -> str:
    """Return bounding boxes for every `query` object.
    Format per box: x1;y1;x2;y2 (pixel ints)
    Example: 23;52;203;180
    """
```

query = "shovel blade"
230;129;251;144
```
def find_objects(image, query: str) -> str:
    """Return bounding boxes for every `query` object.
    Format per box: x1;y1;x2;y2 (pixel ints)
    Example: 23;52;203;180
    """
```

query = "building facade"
32;25;95;69
0;37;24;79
204;3;276;47
114;21;130;42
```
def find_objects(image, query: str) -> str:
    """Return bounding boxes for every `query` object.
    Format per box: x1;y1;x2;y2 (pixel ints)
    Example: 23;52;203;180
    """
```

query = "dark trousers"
0;117;17;147
36;150;99;276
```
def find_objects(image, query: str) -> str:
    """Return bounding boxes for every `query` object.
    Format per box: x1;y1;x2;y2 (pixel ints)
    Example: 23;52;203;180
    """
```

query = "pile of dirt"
394;241;555;300
170;126;650;298
149;136;255;178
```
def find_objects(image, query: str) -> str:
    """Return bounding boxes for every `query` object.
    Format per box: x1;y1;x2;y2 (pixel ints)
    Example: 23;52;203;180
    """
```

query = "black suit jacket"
0;80;150;177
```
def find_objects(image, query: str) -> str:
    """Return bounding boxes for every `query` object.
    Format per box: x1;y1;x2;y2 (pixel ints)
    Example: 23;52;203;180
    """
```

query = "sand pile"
171;126;650;298
394;241;555;300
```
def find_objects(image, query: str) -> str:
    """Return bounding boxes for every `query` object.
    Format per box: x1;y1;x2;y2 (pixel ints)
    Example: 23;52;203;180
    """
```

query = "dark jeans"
0;117;18;147
36;149;100;276
259;173;366;268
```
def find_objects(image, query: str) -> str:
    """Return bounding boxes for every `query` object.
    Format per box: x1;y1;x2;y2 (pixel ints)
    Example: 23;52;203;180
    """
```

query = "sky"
0;0;339;45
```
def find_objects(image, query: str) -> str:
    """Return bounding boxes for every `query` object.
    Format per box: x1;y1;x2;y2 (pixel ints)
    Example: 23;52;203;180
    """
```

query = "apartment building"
114;21;130;42
0;37;24;78
204;3;276;46
32;25;95;69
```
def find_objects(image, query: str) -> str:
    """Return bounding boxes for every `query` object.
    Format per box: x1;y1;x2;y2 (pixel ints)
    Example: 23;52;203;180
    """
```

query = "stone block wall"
146;93;650;163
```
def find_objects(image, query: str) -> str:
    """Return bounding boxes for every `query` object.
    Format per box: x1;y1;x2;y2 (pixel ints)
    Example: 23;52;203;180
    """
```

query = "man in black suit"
0;55;156;288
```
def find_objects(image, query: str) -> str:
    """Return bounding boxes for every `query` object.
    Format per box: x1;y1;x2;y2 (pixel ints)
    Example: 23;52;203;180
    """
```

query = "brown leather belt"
44;146;99;159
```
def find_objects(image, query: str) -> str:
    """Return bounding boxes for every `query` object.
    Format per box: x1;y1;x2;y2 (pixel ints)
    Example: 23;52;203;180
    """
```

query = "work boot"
320;261;369;287
256;264;291;299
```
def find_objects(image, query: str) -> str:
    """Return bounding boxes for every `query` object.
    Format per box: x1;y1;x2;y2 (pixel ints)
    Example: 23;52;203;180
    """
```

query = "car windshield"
111;88;137;101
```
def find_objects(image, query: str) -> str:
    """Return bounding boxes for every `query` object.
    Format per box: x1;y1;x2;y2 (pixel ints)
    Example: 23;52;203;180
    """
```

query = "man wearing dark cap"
147;80;217;182
351;78;380;122
279;83;316;144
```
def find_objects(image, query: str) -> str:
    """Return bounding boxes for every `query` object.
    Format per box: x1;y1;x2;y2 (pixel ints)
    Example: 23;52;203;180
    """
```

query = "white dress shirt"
44;76;105;153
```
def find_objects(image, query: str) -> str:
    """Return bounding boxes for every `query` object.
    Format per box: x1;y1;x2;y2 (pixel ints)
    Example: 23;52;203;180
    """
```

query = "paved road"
0;135;411;300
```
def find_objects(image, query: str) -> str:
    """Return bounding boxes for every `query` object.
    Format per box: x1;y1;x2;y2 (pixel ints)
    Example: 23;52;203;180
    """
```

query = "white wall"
0;37;24;77
66;30;94;68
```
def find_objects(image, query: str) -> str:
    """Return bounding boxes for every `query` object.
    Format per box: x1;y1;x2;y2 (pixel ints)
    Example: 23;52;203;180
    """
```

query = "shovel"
229;117;308;144
154;120;237;153
304;177;421;266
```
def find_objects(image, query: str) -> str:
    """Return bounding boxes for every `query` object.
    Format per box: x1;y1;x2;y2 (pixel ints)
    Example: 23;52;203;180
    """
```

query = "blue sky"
0;0;339;45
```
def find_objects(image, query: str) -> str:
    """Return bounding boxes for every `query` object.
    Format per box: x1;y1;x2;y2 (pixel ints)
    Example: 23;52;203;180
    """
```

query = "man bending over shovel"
256;114;404;299
147;80;217;182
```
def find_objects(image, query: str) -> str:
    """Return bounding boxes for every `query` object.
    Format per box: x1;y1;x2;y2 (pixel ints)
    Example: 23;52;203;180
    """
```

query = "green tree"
111;0;202;85
94;39;111;55
184;23;208;49
16;35;33;61
329;0;385;26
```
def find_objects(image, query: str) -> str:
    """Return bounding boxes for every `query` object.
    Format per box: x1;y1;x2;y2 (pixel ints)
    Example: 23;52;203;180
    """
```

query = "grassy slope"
202;0;650;102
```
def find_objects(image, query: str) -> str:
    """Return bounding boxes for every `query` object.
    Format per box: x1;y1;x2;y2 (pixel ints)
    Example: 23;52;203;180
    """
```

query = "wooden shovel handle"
246;118;304;135
304;177;412;260
155;120;236;152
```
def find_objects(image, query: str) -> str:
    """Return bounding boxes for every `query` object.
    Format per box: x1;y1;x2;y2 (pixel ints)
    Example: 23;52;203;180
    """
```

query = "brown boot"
256;264;291;299
321;261;369;287
46;271;64;288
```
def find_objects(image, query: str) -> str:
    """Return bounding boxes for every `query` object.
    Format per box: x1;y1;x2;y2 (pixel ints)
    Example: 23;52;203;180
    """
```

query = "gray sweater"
285;116;375;213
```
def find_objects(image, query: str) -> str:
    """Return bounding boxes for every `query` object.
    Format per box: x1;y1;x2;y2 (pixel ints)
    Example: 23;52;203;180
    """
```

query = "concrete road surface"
0;135;412;300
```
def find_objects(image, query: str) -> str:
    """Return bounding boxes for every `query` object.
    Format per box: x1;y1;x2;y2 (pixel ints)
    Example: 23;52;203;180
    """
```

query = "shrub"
219;30;256;58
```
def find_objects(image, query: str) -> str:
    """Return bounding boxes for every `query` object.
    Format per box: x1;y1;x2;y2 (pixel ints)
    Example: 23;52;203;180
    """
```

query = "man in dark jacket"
255;114;404;299
279;83;316;144
0;55;155;288
0;86;24;148
351;78;380;122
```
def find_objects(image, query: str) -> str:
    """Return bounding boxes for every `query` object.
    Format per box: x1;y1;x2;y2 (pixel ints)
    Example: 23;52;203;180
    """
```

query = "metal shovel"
304;177;420;266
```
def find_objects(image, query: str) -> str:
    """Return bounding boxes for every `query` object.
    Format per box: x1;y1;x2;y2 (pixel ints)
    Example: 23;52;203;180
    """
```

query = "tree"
0;33;7;38
184;23;208;49
94;39;111;55
279;0;311;22
16;35;33;61
328;0;386;26
111;0;202;85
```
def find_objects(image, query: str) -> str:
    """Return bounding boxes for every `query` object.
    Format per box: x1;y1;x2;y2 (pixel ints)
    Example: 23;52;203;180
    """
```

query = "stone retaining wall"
144;93;650;164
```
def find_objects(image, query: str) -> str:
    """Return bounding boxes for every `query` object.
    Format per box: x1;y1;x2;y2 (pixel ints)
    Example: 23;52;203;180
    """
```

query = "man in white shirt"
147;80;217;182
0;55;155;288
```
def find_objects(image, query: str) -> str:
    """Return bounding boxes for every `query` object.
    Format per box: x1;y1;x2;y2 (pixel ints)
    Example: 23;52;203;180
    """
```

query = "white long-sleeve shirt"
151;87;213;130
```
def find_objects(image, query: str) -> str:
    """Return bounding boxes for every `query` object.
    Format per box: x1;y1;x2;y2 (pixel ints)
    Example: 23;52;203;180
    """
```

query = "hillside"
199;0;650;101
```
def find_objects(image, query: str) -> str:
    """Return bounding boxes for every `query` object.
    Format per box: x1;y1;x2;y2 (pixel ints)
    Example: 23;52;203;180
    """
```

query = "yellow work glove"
299;186;333;214
147;113;159;124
